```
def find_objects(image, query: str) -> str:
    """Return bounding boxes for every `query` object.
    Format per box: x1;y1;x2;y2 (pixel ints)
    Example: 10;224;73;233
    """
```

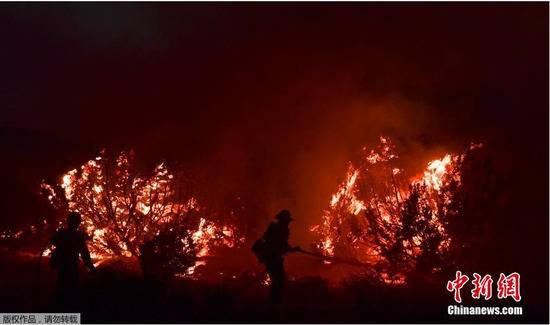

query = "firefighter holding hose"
252;209;301;304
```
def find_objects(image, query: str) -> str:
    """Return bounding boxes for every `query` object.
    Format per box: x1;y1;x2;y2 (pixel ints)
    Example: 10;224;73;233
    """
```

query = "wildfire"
419;154;453;191
41;150;243;275
311;136;480;284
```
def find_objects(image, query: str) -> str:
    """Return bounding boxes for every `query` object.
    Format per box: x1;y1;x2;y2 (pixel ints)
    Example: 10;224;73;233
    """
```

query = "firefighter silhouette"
49;212;95;310
252;209;300;304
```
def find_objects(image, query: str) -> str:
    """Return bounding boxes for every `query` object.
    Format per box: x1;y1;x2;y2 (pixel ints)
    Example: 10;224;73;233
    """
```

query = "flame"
420;154;453;191
311;137;478;284
41;151;243;275
262;274;271;286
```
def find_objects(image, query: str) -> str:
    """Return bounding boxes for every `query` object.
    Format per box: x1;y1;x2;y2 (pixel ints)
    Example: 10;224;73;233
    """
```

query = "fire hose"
294;248;375;268
32;243;374;302
240;248;374;293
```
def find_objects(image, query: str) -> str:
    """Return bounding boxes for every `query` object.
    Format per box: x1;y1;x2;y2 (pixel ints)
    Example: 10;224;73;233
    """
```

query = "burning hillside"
2;139;485;284
310;137;482;285
40;150;244;276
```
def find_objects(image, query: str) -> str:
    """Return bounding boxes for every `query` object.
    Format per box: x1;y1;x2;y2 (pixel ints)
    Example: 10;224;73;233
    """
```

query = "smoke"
0;5;547;255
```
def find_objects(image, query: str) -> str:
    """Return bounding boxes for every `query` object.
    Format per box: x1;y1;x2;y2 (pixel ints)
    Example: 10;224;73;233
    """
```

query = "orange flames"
310;137;480;284
1;139;482;285
41;151;243;275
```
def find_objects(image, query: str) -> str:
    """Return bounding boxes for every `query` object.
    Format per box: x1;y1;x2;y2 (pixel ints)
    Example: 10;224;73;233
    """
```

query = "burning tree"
311;137;482;284
41;150;242;276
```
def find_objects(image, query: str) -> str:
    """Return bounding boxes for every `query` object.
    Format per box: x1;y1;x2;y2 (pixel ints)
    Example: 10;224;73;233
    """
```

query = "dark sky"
0;3;548;243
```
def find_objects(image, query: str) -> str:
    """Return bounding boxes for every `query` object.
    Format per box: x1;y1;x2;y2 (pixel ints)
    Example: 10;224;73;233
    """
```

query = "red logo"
497;272;521;302
446;271;469;303
471;273;493;300
447;271;521;303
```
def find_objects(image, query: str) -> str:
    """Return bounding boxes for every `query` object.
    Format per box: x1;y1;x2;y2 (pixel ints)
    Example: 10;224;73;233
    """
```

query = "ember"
41;150;243;275
311;137;481;284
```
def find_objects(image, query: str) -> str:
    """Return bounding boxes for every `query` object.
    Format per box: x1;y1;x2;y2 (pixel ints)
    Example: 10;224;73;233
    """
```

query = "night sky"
1;2;548;276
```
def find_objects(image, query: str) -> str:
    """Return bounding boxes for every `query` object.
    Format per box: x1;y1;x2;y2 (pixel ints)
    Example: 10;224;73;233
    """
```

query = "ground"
0;249;545;323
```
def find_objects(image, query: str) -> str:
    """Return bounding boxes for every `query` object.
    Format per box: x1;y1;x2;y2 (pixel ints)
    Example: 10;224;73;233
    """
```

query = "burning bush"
310;137;483;284
41;150;242;276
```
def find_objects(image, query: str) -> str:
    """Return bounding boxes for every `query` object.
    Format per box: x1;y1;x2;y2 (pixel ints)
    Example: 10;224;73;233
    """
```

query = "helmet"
275;209;293;222
67;212;82;228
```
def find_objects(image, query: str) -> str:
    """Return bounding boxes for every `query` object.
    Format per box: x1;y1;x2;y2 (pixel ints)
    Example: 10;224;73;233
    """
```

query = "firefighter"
252;209;301;304
50;212;95;310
